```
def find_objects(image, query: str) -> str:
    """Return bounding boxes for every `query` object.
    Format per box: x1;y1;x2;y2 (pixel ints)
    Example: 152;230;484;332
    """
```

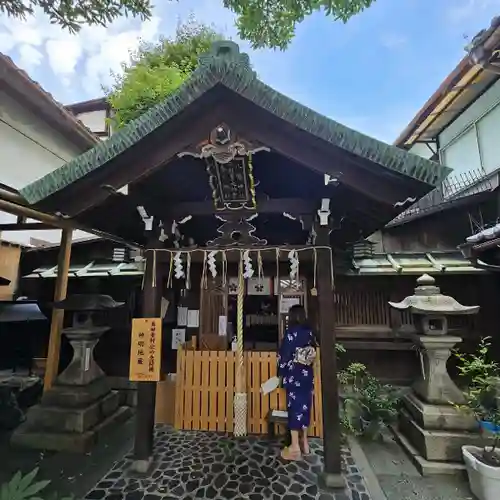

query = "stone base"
26;391;120;433
391;426;467;477
399;408;485;462
11;405;132;452
41;376;111;407
403;392;477;431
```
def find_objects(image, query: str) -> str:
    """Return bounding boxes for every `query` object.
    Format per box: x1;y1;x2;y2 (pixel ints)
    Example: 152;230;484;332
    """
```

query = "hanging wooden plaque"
129;318;162;382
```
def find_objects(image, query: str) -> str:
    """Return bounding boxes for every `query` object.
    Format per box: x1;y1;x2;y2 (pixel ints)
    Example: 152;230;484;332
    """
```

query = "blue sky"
0;0;499;143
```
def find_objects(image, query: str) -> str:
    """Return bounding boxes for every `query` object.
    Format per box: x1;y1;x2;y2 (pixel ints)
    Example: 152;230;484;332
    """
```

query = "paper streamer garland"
155;246;334;291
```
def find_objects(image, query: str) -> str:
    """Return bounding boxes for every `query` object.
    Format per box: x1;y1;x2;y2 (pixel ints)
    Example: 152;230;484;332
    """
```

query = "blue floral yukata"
277;325;315;431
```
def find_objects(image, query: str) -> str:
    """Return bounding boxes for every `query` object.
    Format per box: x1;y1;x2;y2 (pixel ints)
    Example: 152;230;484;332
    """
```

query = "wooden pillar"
43;228;72;392
315;223;343;487
133;240;162;472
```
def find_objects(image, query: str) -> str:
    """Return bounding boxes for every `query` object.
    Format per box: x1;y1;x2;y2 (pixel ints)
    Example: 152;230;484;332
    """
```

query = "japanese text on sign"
129;318;162;382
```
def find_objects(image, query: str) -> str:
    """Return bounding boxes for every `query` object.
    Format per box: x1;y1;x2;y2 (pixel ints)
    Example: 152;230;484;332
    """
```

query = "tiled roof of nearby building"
20;41;450;205
0;53;98;151
395;16;500;149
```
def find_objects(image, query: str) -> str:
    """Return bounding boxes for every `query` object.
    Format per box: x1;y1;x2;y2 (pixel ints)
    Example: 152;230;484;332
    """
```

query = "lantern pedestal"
11;295;132;452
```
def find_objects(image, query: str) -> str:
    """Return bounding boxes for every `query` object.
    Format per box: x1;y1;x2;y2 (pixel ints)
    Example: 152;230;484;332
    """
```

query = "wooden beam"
133;236;163;471
43;228;72;392
0;222;54;231
315;222;343;487
0;196;141;249
163;198;316;219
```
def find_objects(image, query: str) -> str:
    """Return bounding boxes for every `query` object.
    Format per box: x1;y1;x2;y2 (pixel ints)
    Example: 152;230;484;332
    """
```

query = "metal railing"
389;168;494;225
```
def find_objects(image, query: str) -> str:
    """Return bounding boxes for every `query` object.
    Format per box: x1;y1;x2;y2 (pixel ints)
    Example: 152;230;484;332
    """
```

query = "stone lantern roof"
388;274;480;315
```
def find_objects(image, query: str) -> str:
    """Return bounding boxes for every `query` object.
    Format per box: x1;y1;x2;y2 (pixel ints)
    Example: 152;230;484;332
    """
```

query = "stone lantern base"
392;334;491;476
11;328;132;452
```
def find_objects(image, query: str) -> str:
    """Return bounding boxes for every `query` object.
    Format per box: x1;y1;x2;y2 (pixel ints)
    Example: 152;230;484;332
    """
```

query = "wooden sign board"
129;318;162;382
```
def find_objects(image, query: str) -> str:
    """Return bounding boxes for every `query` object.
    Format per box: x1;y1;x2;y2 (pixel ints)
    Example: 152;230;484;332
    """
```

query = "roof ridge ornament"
197;40;255;77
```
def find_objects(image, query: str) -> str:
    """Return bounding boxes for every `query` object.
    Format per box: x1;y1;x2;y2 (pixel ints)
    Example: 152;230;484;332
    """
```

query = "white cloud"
380;33;407;50
18;44;43;70
446;0;500;26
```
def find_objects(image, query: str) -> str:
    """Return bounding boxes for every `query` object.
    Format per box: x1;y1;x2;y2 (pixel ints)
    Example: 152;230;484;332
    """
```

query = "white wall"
408;142;435;160
75;109;108;135
0;90;95;246
438;78;500;177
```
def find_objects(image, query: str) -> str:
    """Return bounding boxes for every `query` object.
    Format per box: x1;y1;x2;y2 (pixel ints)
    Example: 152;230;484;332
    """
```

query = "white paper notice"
218;315;227;336
187;310;200;328
260;376;280;395
172;328;186;350
280;297;301;314
177;307;188;326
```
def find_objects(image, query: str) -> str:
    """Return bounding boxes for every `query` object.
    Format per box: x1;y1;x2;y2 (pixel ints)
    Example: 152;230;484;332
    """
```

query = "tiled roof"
20;41;451;205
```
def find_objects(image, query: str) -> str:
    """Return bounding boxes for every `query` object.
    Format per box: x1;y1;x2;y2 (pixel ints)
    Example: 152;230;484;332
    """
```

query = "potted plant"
338;362;400;440
455;337;500;500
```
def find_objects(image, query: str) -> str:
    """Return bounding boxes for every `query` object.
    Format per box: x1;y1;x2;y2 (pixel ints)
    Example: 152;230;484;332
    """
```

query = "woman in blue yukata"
278;305;317;461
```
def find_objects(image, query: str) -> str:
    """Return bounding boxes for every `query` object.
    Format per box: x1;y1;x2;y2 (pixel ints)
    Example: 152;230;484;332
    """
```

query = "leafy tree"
225;0;377;49
106;18;223;128
0;0;152;33
0;0;376;49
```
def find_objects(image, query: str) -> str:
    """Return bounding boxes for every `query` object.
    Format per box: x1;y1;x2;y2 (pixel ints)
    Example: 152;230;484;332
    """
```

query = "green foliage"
0;0;152;33
225;0;377;49
106;18;222;129
339;362;400;440
454;337;500;466
0;468;72;500
1;0;376;49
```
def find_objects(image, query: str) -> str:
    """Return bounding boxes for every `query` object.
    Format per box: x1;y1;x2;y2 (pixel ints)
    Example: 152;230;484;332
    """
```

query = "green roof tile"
21;40;451;205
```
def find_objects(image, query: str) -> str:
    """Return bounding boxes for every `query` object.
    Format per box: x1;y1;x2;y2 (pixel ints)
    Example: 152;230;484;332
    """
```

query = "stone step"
11;405;133;453
390;425;467;477
24;390;120;434
399;408;485;462
402;392;477;431
42;376;111;408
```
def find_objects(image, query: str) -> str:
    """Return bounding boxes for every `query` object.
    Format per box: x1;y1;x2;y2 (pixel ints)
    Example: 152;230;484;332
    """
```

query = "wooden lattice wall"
174;349;323;436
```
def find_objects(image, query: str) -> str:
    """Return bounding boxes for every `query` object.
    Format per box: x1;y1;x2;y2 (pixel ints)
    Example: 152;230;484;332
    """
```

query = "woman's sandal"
281;446;302;461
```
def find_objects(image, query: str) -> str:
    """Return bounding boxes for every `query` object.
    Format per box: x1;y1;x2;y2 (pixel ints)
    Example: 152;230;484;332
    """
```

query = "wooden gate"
174;348;323;437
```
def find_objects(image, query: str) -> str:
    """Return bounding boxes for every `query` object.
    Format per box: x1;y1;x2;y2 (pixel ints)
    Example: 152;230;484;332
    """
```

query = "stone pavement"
84;425;372;499
359;431;474;500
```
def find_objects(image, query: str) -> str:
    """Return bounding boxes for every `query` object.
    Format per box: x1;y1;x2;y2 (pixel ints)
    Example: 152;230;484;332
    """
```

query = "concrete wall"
0;90;94;246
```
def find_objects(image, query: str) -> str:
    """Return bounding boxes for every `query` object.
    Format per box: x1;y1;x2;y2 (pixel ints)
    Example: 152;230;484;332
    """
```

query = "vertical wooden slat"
208;350;218;431
174;347;185;429
44;228;72;391
200;350;210;430
191;351;202;430
184;350;194;430
226;351;235;432
217;350;226;431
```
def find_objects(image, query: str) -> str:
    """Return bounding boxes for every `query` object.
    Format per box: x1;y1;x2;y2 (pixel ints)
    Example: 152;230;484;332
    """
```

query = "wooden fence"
174;349;323;437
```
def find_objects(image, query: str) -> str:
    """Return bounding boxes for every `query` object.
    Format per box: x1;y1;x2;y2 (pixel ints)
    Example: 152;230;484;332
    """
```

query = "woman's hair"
288;305;308;327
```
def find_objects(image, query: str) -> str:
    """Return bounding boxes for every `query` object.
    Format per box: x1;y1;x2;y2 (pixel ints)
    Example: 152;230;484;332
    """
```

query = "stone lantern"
389;274;479;405
389;274;482;474
53;294;124;386
12;294;132;452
